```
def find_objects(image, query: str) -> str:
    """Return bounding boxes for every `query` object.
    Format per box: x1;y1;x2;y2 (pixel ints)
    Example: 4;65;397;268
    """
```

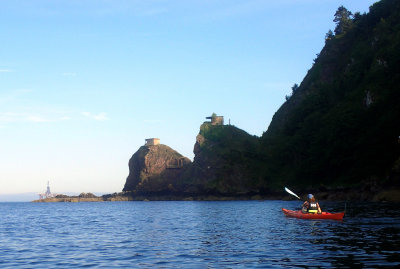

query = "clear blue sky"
0;0;377;195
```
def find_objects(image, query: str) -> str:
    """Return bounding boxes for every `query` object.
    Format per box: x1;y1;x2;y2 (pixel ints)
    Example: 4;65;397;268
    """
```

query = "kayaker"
302;194;322;214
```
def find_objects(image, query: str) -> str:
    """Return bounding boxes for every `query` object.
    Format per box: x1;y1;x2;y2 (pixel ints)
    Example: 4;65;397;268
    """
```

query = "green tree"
291;83;299;94
334;6;353;35
325;30;334;42
211;112;217;121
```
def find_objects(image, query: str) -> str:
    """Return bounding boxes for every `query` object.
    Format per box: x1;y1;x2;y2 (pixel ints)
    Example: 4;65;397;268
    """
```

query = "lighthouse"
45;181;51;197
38;181;55;199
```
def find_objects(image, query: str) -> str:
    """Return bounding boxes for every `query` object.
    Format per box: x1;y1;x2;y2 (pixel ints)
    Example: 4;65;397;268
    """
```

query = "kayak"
282;208;345;220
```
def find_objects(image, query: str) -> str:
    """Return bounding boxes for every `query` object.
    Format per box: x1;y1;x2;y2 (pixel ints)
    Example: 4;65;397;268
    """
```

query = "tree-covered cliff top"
262;0;400;189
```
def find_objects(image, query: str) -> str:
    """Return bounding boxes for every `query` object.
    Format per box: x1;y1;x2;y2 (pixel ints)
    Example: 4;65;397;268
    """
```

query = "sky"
0;0;378;196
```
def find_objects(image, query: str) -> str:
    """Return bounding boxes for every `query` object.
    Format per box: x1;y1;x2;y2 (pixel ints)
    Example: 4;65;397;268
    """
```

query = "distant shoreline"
32;194;284;203
31;187;400;203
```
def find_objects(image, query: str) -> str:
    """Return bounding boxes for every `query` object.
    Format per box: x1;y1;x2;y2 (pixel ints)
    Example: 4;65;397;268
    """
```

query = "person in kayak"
302;194;322;214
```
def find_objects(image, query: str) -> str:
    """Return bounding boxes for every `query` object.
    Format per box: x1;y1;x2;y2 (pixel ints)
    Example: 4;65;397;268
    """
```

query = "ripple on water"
0;201;399;268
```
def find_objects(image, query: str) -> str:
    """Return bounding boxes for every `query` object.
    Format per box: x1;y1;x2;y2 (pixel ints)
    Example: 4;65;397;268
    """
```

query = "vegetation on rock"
181;123;265;195
120;0;399;201
261;0;400;191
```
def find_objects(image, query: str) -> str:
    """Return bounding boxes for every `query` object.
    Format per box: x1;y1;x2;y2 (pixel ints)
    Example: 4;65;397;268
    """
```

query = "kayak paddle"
285;187;301;200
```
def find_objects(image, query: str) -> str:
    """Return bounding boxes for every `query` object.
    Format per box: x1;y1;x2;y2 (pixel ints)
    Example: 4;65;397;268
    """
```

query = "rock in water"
123;144;191;193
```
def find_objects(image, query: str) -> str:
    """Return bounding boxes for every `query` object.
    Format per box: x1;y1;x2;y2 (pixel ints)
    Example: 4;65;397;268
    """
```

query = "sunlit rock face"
123;144;191;193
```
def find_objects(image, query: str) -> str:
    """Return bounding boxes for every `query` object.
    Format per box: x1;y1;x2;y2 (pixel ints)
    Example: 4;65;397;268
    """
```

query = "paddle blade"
285;187;301;199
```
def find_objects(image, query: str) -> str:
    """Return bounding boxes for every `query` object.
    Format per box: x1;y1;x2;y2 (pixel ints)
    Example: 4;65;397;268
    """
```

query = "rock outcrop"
123;144;191;193
184;123;267;195
121;123;275;198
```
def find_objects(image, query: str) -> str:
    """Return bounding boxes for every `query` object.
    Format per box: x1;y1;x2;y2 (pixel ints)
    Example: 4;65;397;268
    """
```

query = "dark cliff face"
187;0;400;193
123;144;191;193
261;0;400;189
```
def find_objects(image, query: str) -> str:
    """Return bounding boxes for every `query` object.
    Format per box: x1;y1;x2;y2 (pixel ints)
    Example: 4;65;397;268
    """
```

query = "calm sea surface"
0;200;399;268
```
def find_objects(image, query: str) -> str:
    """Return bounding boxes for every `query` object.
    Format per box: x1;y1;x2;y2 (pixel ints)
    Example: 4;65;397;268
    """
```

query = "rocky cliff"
119;0;400;201
123;144;191;194
121;124;274;199
261;0;400;191
182;123;267;195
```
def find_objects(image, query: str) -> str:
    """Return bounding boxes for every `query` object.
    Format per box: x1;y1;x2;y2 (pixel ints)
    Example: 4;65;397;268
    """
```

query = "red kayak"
282;208;345;220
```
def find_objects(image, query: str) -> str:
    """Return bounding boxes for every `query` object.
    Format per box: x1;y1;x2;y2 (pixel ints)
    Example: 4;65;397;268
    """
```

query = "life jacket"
308;202;318;213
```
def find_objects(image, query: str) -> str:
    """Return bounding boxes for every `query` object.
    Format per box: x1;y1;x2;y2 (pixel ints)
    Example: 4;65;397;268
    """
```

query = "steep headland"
120;0;400;201
260;0;400;196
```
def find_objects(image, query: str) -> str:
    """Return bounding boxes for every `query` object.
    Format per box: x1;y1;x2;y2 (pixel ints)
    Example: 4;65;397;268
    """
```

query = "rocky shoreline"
32;187;400;203
33;197;104;203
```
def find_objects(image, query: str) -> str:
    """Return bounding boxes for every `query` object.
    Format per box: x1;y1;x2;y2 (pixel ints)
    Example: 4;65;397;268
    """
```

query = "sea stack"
123;139;191;193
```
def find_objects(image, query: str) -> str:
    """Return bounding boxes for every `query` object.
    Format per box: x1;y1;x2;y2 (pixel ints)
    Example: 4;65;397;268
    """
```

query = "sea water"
0;200;399;268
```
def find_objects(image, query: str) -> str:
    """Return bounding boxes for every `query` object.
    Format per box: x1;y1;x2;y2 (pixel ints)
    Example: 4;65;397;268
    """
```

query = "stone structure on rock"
145;138;160;146
205;113;224;125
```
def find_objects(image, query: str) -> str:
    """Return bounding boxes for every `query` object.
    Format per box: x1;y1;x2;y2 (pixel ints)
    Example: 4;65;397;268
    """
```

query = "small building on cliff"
145;138;160;146
205;113;224;125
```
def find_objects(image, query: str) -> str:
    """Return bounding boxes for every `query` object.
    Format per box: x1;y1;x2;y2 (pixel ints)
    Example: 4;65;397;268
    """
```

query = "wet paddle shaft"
285;187;301;200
